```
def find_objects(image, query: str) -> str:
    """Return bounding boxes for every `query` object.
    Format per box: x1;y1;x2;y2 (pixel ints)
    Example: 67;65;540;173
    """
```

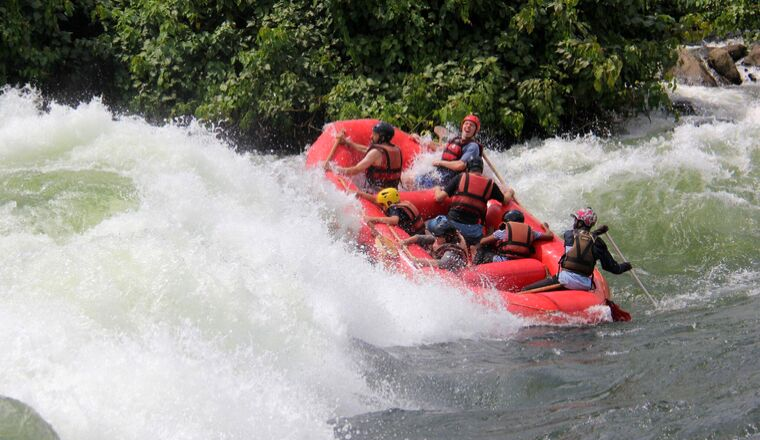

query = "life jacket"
440;137;484;161
432;242;468;263
392;201;425;235
496;222;534;258
449;173;494;221
561;229;597;276
366;143;403;188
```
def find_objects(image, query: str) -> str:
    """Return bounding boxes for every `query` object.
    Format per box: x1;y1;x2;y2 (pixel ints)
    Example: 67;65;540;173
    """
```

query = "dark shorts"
449;219;483;245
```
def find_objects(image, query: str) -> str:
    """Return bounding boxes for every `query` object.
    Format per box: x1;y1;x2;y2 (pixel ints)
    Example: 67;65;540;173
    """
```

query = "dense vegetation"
1;0;758;151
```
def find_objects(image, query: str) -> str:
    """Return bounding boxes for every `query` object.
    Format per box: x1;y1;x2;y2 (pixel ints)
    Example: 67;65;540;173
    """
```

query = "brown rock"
669;48;717;87
742;44;760;66
723;44;748;61
708;47;742;85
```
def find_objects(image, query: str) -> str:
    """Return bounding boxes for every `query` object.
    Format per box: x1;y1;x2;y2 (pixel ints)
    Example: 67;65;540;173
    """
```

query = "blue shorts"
449;219;483;245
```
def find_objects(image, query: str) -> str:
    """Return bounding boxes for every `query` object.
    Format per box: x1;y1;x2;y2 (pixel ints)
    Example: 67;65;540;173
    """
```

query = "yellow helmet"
376;188;400;209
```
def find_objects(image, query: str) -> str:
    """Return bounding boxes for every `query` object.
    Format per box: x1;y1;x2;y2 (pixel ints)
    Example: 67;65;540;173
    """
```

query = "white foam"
0;88;520;439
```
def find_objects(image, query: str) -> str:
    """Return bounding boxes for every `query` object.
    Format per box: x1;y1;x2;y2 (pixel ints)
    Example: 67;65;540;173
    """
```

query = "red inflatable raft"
306;119;622;325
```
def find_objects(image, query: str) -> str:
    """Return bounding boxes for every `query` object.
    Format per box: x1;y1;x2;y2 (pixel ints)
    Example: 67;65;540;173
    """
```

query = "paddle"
385;224;420;265
323;135;342;170
519;283;562;294
606;299;632;322
481;152;508;188
605;232;659;309
433;125;448;144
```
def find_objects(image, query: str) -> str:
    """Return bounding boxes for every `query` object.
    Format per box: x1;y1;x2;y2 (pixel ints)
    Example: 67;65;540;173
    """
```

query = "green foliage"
98;0;341;141
671;0;760;42
0;0;754;148
0;0;110;87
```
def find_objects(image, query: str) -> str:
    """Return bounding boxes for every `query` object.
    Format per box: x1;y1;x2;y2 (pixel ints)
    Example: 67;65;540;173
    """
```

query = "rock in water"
742;44;760;66
722;43;748;61
670;48;717;87
0;396;59;440
708;47;742;85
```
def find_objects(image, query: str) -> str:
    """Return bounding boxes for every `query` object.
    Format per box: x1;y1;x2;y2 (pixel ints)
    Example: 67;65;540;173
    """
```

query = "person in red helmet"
520;207;633;291
410;114;484;189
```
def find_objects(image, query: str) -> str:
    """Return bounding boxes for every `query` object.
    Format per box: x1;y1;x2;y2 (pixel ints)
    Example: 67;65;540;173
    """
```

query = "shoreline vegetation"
1;1;758;153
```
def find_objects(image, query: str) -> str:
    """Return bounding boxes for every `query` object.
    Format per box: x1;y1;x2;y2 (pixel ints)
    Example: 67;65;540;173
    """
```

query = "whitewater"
0;82;758;439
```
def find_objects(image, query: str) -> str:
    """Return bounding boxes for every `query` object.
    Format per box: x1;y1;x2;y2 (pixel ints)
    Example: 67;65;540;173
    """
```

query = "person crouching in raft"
355;187;426;236
325;121;402;191
434;157;513;251
521;207;632;291
473;209;554;265
399;215;469;272
406;114;483;189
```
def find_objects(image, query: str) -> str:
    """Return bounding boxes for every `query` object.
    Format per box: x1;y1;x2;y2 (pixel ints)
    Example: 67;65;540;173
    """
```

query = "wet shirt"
386;205;419;235
414;235;466;271
436;141;481;184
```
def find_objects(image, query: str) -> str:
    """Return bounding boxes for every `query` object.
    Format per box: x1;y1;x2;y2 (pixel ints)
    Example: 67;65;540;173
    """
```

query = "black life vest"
392;201;425;235
561;230;597;276
496;222;534;258
366;143;403;188
450;173;494;221
440;137;484;161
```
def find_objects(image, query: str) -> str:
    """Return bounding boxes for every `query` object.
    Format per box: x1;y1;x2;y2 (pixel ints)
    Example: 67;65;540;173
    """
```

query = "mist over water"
0;82;758;439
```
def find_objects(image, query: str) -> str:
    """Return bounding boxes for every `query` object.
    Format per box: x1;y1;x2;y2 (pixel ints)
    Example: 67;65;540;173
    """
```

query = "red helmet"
462;114;480;132
571;207;597;227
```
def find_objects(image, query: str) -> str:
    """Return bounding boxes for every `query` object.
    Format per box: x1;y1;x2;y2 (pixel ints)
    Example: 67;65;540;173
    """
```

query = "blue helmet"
502;209;525;223
427;215;456;237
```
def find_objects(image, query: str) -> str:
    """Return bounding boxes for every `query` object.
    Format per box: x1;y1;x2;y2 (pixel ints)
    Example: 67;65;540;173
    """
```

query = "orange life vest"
393;201;425;235
496;222;534;258
366;143;402;188
440;137;483;161
450;173;494;221
561;230;597;276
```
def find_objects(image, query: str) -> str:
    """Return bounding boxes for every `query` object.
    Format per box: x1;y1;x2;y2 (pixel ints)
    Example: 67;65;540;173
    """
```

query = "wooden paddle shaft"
325;137;341;163
482;151;507;188
519;283;562;294
605;232;658;308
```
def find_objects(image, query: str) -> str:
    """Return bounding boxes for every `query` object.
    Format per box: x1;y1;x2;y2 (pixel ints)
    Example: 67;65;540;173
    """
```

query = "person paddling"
399;215;468;272
356;187;426;236
473;209;554;265
521;207;632;291
434;157;513;250
406;114;483;189
325;121;403;191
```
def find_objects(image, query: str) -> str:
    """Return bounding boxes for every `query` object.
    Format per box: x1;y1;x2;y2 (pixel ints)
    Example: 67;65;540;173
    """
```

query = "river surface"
0;83;758;440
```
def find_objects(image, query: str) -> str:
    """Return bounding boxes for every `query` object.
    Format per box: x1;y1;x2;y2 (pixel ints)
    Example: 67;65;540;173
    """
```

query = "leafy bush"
0;0;117;99
1;0;753;150
671;0;760;42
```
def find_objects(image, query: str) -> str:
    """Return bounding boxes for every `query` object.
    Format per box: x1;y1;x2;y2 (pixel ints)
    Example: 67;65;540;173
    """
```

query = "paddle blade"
606;299;632;322
433;126;449;141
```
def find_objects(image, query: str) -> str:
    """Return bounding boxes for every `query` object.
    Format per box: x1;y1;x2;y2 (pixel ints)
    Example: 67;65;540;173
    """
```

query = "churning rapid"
0;82;758;439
